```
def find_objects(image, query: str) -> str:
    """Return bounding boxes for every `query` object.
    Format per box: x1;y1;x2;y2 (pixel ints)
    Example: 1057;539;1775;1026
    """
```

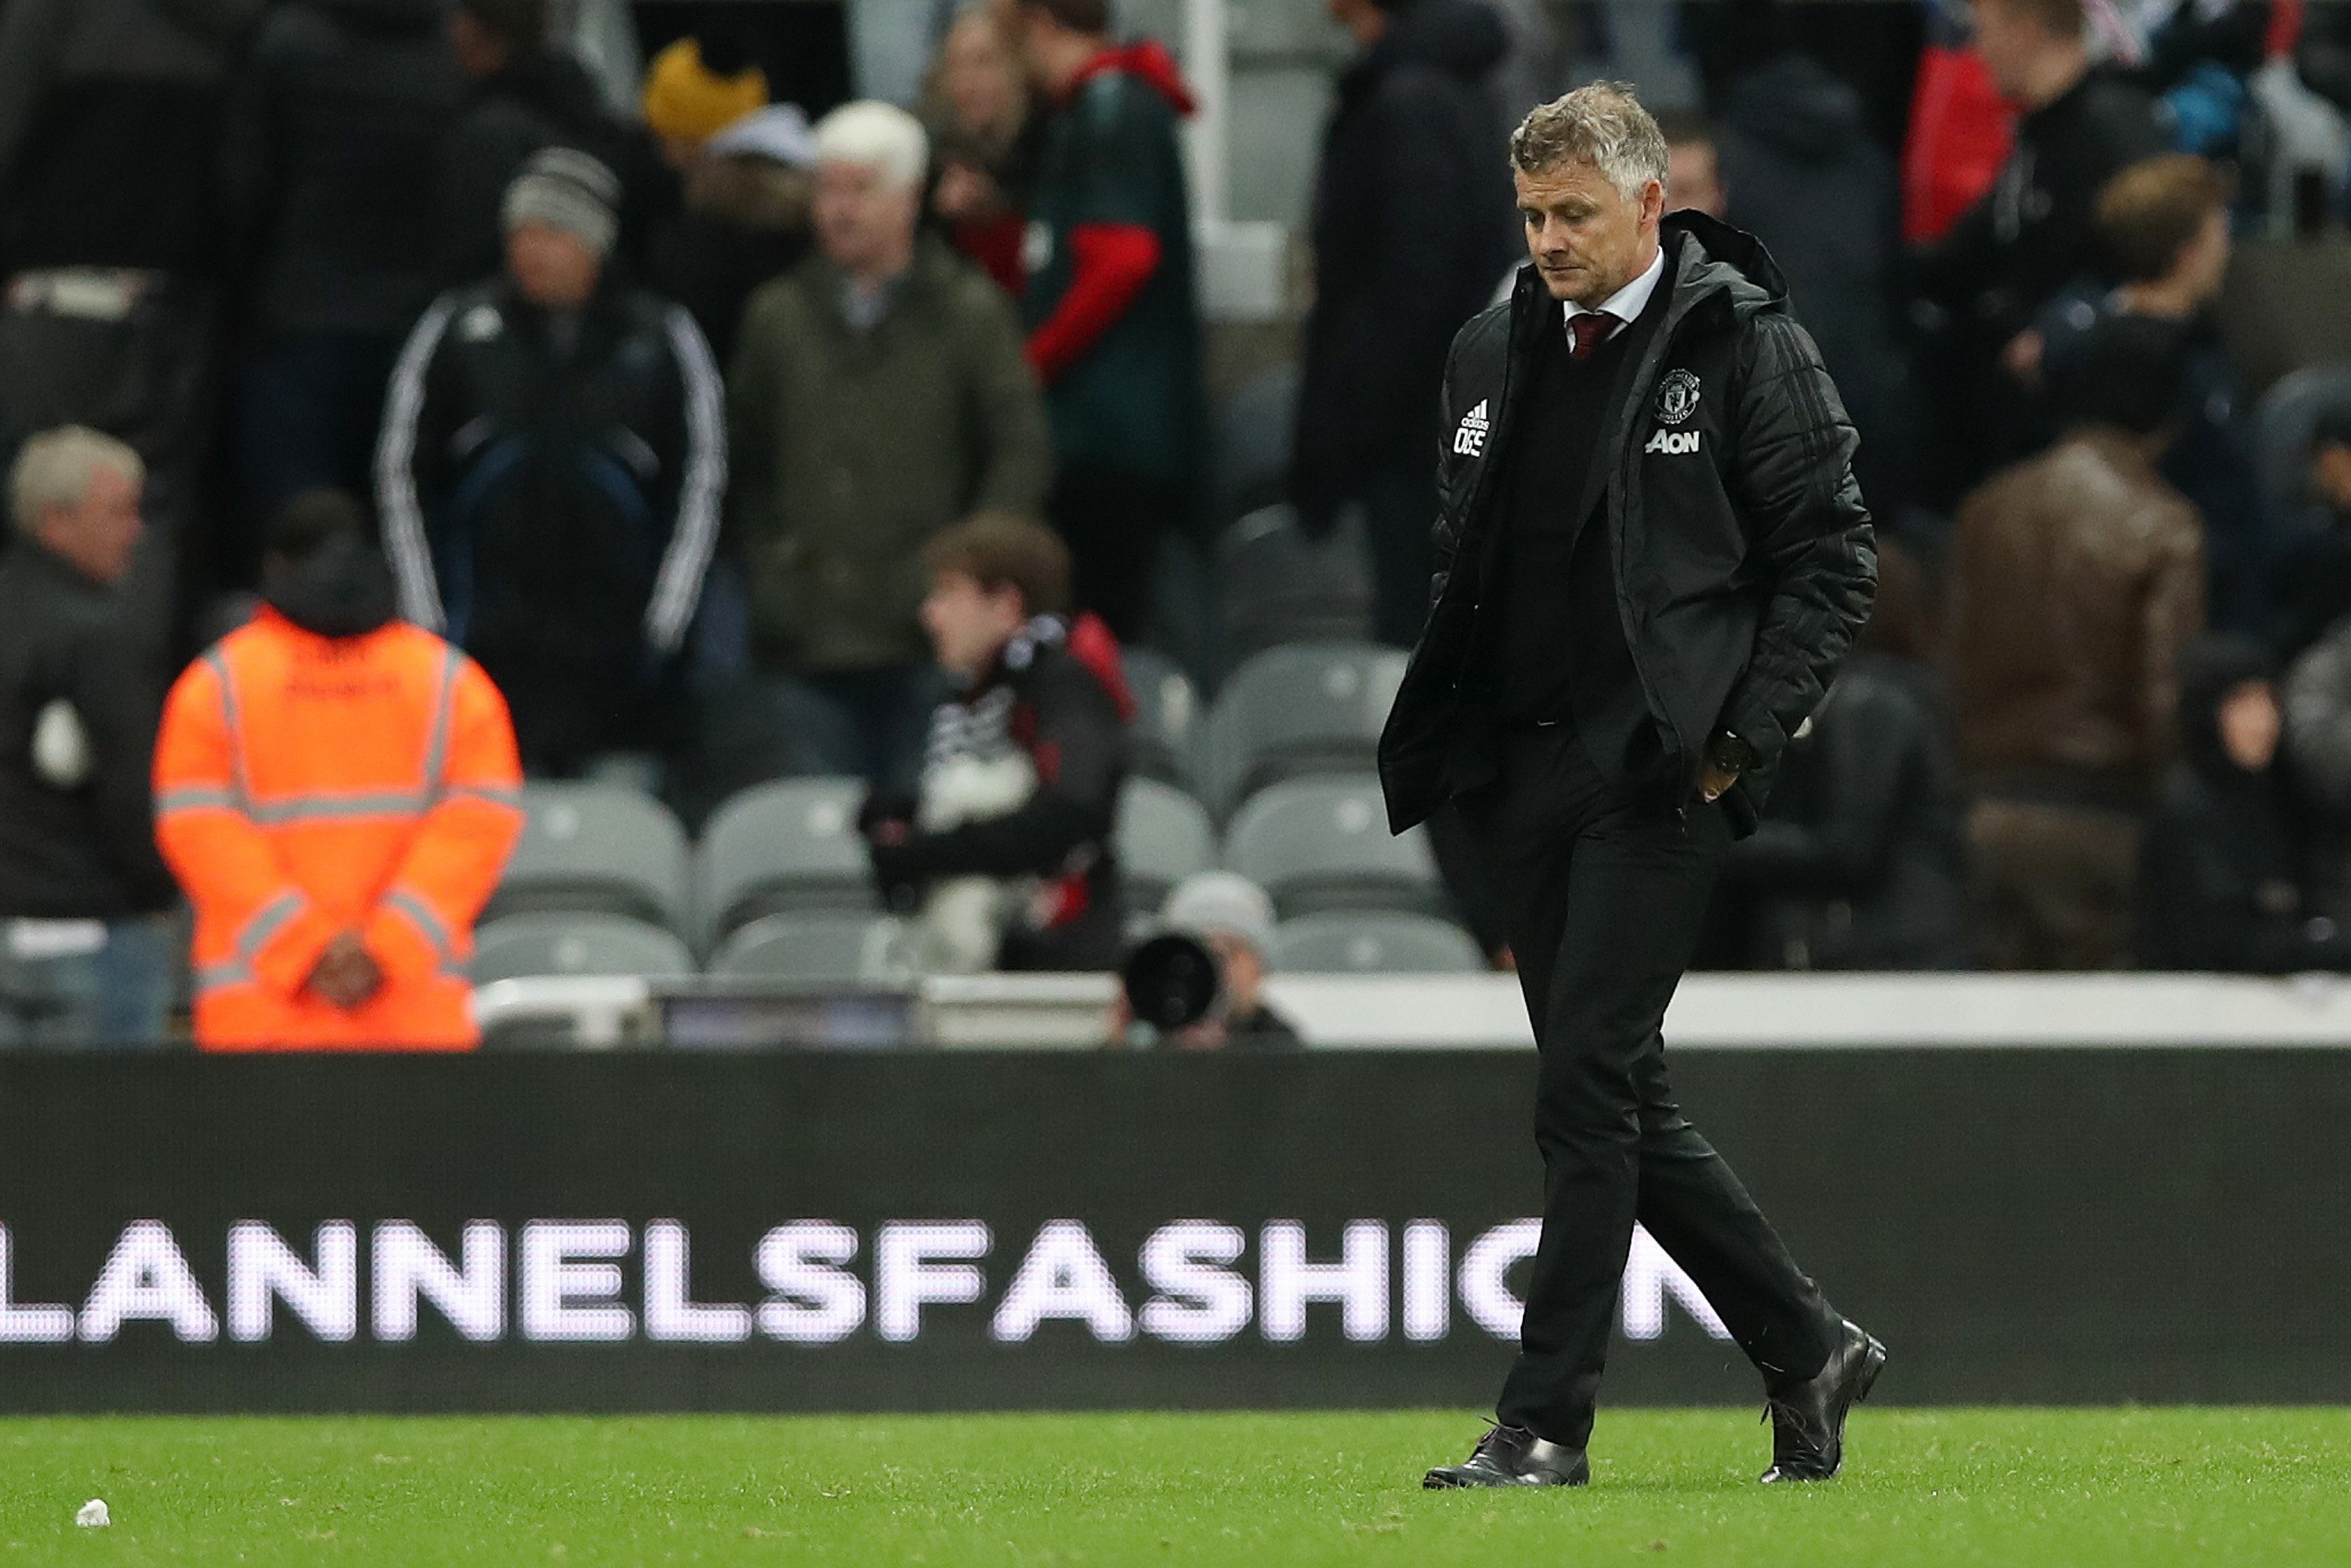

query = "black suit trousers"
1458;722;1838;1447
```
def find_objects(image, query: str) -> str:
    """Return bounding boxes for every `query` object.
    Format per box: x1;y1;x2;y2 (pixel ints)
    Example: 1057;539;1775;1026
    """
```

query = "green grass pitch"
2;1409;2346;1566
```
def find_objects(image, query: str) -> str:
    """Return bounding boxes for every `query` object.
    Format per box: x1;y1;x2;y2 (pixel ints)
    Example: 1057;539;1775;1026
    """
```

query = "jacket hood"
2178;635;2277;786
1726;53;1866;162
263;534;399;639
1371;0;1508;82
1661;212;1788;316
1068;41;1196;116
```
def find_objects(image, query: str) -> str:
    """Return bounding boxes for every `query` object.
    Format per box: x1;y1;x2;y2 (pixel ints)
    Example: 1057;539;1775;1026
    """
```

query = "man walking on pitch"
1379;83;1882;1488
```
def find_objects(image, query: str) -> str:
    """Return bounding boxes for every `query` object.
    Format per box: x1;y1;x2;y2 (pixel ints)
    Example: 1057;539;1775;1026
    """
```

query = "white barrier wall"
474;972;2351;1050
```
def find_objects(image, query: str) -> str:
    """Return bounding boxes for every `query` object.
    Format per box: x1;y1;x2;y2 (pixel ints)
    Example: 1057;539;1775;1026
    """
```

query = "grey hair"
1509;81;1670;199
8;426;142;534
813;100;930;191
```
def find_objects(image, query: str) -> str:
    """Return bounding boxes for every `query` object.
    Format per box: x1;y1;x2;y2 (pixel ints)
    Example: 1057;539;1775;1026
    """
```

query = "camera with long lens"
1121;932;1223;1031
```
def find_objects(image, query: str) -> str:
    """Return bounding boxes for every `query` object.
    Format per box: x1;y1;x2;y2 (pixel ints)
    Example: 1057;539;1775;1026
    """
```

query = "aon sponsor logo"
1645;428;1702;456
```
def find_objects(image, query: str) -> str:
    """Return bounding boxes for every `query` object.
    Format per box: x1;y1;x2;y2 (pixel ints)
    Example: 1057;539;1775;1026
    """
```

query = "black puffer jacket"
1379;212;1878;833
218;0;461;335
1292;0;1518;523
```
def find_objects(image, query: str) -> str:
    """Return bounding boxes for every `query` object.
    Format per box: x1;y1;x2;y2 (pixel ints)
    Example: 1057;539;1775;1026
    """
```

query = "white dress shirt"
1563;245;1666;331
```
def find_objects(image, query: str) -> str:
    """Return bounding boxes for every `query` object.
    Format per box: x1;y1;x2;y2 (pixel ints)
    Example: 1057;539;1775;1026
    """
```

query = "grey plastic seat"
707;912;909;983
1215;503;1375;666
1115;777;1215;914
694;777;877;949
470;912;694;983
1211;363;1298;525
1200;640;1409;817
1221;774;1440;918
484;782;692;935
1121;646;1204;787
1270;911;1484;974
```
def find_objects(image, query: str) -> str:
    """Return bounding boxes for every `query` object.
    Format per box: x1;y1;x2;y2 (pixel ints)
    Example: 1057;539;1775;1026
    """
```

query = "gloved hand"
858;793;926;914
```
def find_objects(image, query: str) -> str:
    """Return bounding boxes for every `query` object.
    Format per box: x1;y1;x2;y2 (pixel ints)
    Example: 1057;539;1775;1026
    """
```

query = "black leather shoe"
1759;1318;1888;1483
1423;1424;1590;1489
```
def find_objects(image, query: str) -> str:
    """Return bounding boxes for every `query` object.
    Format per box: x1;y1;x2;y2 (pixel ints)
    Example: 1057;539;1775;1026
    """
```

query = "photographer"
861;513;1133;972
1118;871;1303;1051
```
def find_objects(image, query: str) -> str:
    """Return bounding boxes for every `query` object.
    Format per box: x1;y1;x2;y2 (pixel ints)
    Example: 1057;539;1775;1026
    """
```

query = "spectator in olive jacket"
719;100;1051;798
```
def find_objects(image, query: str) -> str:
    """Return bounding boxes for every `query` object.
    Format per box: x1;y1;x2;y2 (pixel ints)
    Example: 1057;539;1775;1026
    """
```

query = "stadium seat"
1215;503;1375;665
1115;777;1215;913
694;777;877;950
483;782;692;935
1220;774;1441;918
1270;911;1485;974
1210;362;1297;526
1121;646;1204;787
2254;360;2351;550
707;911;910;983
470;912;695;984
1199;641;1408;818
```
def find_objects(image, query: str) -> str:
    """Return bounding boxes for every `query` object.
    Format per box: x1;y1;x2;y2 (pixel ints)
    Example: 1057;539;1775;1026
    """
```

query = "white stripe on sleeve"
373;295;458;632
644;304;728;656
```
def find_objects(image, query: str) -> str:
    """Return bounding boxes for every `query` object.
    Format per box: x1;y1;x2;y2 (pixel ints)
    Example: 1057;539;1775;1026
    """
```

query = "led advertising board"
0;1049;2344;1410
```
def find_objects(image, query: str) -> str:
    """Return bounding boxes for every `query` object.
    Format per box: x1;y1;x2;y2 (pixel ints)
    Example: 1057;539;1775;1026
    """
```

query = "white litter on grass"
74;1500;109;1528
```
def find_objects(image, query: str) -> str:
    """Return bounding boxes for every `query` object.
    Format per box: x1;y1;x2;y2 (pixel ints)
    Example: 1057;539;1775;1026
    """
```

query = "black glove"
858;792;926;914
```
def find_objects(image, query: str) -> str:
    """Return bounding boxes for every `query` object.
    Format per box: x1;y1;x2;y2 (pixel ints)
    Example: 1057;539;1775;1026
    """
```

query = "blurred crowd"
4;0;2351;1044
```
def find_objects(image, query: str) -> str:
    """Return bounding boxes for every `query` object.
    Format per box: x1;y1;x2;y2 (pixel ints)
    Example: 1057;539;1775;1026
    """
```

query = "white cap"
1161;872;1276;958
706;103;820;169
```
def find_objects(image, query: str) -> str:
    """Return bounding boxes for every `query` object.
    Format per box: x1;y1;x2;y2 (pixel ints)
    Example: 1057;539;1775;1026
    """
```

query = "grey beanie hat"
1161;872;1277;958
502;147;623;257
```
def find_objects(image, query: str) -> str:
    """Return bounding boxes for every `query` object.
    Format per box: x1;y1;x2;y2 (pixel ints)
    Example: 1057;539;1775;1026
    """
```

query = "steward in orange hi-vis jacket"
153;493;523;1049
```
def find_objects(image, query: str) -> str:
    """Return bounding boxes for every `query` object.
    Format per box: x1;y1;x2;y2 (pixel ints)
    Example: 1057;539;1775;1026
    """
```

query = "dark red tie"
1567;310;1621;360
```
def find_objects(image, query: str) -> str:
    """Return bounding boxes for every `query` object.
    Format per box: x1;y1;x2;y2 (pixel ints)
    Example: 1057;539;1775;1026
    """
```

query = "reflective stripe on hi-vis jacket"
152;609;524;1050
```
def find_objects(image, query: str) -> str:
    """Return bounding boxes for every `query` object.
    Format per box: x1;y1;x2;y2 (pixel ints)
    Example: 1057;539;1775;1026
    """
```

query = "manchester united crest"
1656;369;1701;426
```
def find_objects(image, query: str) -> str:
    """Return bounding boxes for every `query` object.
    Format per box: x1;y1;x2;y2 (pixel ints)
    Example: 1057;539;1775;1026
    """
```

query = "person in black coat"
1719;50;1908;520
1908;0;2165;504
0;428;180;1045
377;151;725;777
2142;636;2351;972
218;0;462;568
1716;545;1967;969
1294;0;1519;646
437;0;670;290
1393;86;1880;1494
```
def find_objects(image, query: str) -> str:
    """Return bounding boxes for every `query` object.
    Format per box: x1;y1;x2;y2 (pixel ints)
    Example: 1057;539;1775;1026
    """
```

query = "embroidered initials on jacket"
1454;400;1490;456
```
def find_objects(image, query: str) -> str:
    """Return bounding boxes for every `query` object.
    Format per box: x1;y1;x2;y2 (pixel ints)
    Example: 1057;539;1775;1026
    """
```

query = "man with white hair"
719;100;1049;799
0;427;179;1045
1379;84;1880;1489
